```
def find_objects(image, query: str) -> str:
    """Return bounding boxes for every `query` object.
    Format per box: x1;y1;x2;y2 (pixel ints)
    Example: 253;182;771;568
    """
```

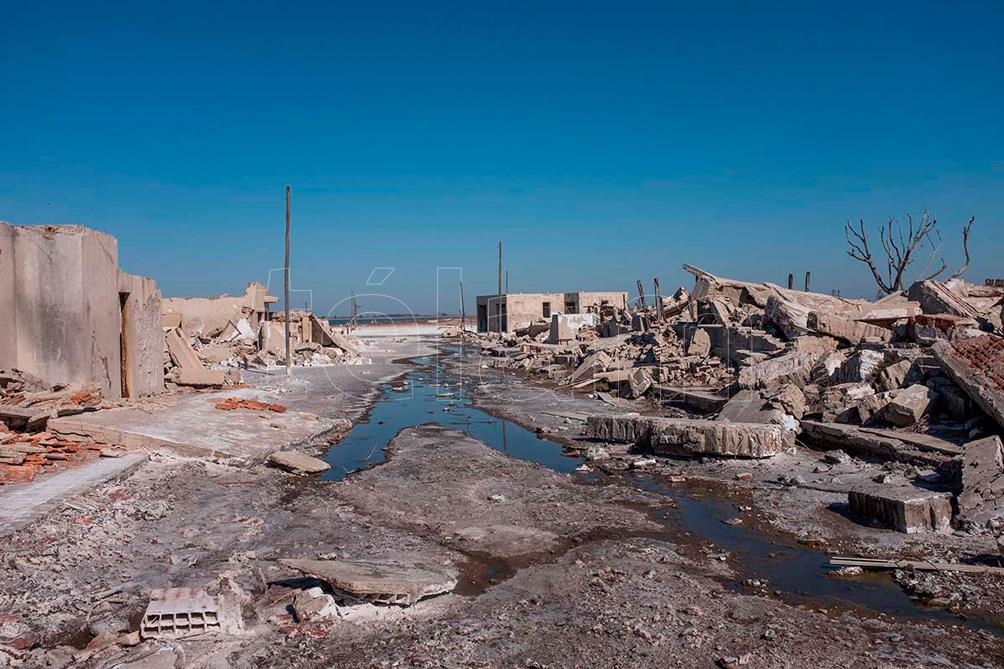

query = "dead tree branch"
948;216;975;280
843;210;961;295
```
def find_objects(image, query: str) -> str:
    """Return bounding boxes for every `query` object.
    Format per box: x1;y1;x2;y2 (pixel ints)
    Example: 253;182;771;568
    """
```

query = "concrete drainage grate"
140;587;222;639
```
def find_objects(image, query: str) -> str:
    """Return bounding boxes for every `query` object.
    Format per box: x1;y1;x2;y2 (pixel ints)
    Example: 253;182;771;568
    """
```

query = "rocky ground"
1;338;1002;667
449;344;1004;625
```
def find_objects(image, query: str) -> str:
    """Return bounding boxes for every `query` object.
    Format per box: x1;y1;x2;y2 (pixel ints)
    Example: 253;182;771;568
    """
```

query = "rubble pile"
472;265;1004;533
162;287;365;389
0;369;118;484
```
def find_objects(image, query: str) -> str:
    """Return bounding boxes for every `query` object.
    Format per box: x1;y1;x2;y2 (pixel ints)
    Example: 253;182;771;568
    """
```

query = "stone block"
587;415;786;458
958;435;1004;526
881;384;934;427
848;486;952;533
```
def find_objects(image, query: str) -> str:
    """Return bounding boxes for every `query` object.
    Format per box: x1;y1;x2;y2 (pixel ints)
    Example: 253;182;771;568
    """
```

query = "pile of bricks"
214;397;288;413
0;428;114;484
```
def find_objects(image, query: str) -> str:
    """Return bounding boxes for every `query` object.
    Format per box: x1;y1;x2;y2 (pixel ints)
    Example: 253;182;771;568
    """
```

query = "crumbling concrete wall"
118;271;165;397
162;282;272;337
569;291;629;313
8;225;121;396
0;222;164;399
0;223;17;369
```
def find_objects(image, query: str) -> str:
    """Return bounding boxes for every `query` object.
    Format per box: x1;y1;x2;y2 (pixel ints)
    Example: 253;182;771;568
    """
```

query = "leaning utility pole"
459;280;466;333
653;277;664;322
635;280;647;309
497;241;503;296
284;186;292;377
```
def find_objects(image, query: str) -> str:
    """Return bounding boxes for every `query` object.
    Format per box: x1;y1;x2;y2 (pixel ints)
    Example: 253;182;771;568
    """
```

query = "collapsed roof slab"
932;336;1004;431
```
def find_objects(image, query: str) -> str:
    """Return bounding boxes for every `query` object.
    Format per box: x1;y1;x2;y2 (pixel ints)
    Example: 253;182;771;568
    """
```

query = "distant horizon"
3;2;1001;312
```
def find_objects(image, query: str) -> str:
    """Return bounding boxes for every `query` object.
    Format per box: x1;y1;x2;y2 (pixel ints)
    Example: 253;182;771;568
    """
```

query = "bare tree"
844;211;974;295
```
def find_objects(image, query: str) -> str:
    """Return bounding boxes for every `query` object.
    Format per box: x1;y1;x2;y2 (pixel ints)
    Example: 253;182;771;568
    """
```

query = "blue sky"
2;1;1002;315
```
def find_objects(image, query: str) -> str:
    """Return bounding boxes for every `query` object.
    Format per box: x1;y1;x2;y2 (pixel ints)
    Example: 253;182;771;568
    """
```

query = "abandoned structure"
476;291;628;333
0;222;163;399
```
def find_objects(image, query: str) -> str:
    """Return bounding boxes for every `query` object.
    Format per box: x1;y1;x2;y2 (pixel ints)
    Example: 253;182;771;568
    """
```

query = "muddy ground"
449;342;1004;624
1;338;1003;667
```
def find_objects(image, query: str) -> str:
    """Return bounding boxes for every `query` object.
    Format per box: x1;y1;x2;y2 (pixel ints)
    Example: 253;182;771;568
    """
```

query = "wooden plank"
830;556;1004;575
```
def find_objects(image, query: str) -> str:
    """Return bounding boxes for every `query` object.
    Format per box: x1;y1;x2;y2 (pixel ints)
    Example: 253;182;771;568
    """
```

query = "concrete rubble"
471;263;1004;537
5;217;1004;665
279;557;458;606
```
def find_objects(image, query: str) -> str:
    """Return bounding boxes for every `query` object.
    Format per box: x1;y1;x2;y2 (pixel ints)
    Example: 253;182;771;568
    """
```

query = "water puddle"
322;346;1002;634
321;352;580;480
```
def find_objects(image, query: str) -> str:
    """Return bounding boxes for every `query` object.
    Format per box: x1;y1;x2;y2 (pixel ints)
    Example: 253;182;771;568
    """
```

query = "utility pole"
804;271;811;292
284;186;291;377
497;241;503;296
459;280;466;333
787;273;794;290
350;290;357;331
635;280;647;309
653;277;664;322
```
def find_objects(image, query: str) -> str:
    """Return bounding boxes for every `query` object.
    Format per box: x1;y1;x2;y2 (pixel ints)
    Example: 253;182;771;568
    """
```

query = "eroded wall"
118;271;165;397
0;223;17;368
1;223;164;399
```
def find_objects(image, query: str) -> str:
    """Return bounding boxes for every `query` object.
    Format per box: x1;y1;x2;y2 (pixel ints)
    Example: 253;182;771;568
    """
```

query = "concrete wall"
118;271;165;397
10;225;121;396
162;282;272;337
570;291;629;313
0;223;17;369
0;222;165;399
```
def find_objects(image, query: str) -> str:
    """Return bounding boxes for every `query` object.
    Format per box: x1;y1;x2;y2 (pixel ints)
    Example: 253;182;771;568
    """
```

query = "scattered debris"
279;558;458;606
215;397;288;413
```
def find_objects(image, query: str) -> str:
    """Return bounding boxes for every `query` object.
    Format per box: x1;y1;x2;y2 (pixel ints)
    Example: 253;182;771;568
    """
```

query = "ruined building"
0;222;163;399
476;291;628;333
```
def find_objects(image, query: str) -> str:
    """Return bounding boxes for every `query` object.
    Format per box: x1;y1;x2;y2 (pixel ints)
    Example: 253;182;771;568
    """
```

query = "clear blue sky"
2;1;1002;315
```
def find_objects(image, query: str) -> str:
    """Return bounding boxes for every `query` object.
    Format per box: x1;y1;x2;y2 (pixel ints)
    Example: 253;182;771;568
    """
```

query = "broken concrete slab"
932;336;1004;430
267;450;331;475
800;420;963;467
848;486;952;533
833;349;886;384
686;327;711;357
717;389;799;435
881;384;934;427
875;359;911;393
568;351;611;385
908;280;982;321
957;435;1004;527
737;351;819;390
48;389;337;462
655;386;729;414
587;415;788;458
279;557;457;606
807;311;892;345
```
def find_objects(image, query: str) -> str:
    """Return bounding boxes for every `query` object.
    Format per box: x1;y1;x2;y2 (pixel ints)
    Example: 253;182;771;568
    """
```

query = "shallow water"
321;352;581;480
322;346;1000;633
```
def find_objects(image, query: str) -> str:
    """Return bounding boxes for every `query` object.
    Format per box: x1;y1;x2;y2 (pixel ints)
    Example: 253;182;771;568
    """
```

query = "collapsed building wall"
0;222;163;399
161;282;274;338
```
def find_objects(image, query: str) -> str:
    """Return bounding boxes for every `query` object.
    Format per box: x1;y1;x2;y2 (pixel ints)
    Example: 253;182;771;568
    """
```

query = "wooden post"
653;277;663;322
804;271;811;292
284;186;292;377
459;280;466;333
635;280;647;309
497;241;503;296
787;273;794;290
